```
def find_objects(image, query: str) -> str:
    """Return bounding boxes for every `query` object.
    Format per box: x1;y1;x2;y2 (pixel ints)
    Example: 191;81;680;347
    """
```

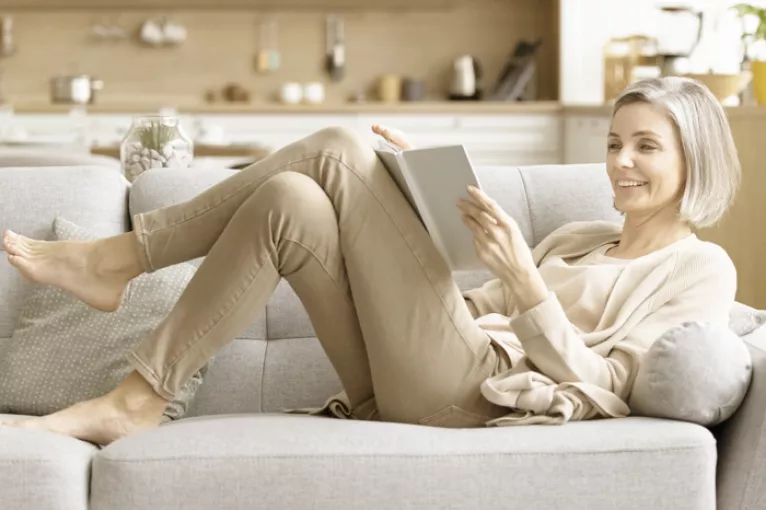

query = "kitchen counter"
91;143;271;159
6;100;563;115
563;104;766;117
9;100;763;116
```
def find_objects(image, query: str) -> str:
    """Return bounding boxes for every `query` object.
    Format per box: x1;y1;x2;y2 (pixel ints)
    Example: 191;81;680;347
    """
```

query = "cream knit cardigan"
463;221;737;426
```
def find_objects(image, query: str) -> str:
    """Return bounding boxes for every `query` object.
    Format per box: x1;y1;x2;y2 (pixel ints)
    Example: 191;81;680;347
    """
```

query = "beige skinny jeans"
128;126;510;428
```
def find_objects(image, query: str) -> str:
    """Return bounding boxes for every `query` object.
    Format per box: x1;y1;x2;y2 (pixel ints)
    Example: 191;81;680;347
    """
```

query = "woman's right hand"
371;124;414;151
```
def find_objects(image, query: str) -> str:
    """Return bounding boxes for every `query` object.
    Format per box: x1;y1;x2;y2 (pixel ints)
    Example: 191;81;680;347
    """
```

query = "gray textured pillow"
0;217;205;421
628;321;752;427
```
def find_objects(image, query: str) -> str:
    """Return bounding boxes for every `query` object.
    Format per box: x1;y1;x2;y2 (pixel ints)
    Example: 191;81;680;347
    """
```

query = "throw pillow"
0;217;206;421
628;321;752;427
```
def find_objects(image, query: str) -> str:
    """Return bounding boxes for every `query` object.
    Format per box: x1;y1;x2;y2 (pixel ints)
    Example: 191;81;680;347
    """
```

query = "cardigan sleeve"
508;247;737;400
461;222;595;317
462;278;513;317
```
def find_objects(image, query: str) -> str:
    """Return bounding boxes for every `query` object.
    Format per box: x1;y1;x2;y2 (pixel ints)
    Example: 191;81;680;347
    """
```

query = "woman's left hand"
458;187;547;313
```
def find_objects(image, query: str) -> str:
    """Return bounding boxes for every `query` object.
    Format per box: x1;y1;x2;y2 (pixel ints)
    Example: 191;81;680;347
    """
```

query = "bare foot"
2;229;136;312
0;372;168;445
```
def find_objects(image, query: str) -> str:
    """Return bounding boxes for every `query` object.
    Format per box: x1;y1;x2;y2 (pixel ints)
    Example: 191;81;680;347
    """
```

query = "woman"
1;77;739;444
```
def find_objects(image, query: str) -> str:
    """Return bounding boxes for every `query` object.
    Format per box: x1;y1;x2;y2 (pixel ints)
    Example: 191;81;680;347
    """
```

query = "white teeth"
617;180;647;187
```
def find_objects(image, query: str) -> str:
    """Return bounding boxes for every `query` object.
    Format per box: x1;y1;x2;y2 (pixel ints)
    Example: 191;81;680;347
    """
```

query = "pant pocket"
418;404;490;428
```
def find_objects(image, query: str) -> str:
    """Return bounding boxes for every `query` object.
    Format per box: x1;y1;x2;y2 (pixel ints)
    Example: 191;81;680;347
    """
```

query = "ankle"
90;236;142;279
110;372;168;415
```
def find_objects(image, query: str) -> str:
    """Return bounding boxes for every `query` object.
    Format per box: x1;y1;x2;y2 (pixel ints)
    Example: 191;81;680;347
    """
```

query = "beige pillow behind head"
0;217;205;420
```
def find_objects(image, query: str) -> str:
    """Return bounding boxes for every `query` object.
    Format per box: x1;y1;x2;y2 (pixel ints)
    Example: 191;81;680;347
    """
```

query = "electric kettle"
450;55;482;100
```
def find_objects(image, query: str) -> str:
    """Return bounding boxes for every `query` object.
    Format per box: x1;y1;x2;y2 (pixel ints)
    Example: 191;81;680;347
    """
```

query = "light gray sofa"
0;147;120;169
1;161;765;510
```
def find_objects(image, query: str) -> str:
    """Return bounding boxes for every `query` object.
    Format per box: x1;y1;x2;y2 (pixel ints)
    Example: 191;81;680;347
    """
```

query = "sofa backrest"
127;163;621;417
0;148;121;169
0;162;620;418
0;166;130;372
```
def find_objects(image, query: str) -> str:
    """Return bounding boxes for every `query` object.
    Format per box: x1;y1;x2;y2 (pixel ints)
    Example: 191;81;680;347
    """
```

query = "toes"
3;234;31;257
13;234;28;250
3;232;20;255
13;242;30;257
7;254;28;272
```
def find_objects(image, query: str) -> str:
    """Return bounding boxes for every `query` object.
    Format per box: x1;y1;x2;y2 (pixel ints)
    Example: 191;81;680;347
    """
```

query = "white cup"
280;82;303;104
139;19;164;46
303;82;325;104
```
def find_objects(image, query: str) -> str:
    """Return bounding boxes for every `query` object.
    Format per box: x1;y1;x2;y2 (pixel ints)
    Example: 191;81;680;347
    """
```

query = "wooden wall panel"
0;0;559;104
698;110;766;309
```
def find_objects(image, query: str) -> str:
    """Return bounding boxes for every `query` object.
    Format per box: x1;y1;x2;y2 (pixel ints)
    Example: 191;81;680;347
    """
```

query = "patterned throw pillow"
0;217;205;420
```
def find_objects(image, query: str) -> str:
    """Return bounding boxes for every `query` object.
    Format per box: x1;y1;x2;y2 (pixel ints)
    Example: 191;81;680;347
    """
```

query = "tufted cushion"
628;321;753;427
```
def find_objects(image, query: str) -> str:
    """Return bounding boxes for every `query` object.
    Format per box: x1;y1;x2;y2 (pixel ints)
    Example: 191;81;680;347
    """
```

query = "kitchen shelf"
0;0;457;10
9;100;563;115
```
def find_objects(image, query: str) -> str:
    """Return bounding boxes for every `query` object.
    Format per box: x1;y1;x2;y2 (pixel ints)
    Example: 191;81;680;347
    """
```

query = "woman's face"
607;102;686;219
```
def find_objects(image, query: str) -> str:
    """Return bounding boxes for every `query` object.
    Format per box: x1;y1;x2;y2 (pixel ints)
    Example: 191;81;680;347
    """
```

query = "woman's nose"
617;149;635;168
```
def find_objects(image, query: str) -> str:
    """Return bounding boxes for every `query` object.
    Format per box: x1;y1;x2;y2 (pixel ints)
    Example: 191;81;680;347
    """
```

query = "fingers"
466;186;498;214
461;214;492;244
371;124;411;150
372;124;395;138
458;199;498;231
466;186;518;231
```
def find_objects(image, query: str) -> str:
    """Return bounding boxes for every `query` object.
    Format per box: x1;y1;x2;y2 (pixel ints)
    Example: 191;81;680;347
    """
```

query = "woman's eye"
639;144;657;151
607;143;620;151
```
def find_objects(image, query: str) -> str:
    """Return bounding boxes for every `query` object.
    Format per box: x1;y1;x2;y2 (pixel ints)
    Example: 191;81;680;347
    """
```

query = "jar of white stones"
119;115;194;183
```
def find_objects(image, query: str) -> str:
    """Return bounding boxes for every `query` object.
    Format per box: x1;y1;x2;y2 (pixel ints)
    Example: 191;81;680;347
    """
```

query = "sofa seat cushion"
0;414;97;510
91;414;715;510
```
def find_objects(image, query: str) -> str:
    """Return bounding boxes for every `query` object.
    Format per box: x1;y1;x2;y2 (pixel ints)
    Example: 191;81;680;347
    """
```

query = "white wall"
559;0;761;104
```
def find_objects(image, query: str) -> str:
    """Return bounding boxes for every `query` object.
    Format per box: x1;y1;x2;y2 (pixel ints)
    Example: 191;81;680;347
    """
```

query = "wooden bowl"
684;72;753;101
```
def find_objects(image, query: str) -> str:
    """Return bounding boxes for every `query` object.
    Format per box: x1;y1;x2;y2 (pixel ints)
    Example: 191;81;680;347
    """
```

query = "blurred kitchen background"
0;0;766;165
0;0;763;167
1;0;766;307
0;1;560;104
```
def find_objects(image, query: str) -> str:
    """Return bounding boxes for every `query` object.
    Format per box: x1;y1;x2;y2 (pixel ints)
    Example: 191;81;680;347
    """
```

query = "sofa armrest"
716;326;766;510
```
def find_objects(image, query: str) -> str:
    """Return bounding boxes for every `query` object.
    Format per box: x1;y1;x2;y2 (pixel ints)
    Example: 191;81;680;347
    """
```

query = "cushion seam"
93;444;715;464
259;338;268;413
516;167;536;244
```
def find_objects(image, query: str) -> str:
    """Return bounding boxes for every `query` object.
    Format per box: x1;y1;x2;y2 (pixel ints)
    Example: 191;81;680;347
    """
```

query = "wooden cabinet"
0;0;455;9
696;111;766;310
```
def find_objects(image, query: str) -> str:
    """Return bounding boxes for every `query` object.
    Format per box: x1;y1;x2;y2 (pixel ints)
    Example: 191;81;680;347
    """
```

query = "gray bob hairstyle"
612;77;741;228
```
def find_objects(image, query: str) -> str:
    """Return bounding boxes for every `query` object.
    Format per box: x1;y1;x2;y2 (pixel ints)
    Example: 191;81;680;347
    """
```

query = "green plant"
137;121;178;151
734;4;766;51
